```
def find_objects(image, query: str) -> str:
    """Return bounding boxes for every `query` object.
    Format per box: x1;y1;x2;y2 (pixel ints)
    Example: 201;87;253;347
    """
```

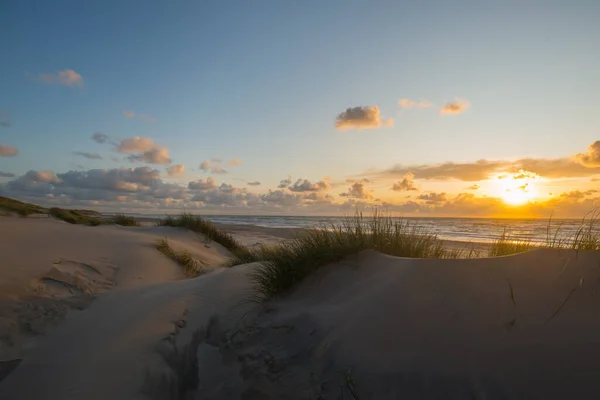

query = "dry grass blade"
545;285;578;325
507;279;516;307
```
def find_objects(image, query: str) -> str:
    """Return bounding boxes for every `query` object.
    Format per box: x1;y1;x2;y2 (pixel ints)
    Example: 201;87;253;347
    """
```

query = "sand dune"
0;217;231;361
1;216;600;398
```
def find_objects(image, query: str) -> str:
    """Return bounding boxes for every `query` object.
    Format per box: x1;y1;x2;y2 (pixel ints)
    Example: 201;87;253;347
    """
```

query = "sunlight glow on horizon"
495;171;541;206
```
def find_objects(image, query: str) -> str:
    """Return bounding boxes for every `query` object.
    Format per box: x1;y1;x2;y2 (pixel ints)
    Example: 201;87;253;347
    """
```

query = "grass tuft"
230;211;461;300
113;213;140;226
157;213;248;256
154;238;203;277
490;209;600;256
489;230;533;257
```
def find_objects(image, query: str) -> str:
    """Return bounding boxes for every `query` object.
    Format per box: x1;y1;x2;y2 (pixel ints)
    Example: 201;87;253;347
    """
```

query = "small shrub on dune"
113;214;140;226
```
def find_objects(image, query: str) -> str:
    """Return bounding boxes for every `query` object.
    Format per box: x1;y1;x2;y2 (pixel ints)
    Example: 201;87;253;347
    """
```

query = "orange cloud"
440;99;470;115
199;160;228;174
370;152;600;182
288;178;330;192
398;98;432;108
227;157;243;167
335;106;393;130
575;140;600;167
117;137;157;153
391;172;417;191
417;192;447;204
39;69;84;87
340;181;373;199
166;164;185;177
116;137;172;165
0;144;18;157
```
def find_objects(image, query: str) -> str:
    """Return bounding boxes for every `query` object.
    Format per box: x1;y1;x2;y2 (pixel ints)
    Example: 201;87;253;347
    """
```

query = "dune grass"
230;211;465;299
154;238;203;277
0;196;47;217
157;213;248;255
489;210;600;256
49;207;106;226
489;230;534;257
113;213;140;226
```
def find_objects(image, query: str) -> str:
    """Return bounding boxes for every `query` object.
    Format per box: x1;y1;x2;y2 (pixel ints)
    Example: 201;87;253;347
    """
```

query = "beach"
1;214;600;399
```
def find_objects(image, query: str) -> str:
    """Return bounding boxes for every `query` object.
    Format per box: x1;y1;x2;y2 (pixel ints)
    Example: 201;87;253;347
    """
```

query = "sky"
1;0;600;217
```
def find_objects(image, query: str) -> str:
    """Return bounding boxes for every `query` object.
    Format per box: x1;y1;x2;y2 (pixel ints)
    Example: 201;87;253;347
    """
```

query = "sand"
0;217;231;361
1;215;600;399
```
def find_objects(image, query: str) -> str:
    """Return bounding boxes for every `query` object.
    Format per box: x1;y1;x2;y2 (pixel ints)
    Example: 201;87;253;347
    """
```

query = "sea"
136;214;599;244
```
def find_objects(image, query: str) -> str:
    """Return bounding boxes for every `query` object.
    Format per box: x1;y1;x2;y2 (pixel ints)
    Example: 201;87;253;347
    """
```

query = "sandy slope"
0;217;231;361
2;216;600;399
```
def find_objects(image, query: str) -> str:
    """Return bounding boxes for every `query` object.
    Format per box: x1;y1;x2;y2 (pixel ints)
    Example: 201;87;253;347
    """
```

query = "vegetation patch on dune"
0;196;47;216
154;238;204;277
49;208;106;226
112;214;140;226
157;213;248;255
230;211;467;299
0;196;143;227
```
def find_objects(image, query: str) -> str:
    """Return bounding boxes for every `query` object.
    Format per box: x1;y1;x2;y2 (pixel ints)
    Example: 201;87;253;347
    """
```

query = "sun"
497;171;539;206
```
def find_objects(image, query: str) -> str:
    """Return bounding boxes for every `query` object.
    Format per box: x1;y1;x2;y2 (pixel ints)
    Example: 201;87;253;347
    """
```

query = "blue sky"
1;0;599;216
